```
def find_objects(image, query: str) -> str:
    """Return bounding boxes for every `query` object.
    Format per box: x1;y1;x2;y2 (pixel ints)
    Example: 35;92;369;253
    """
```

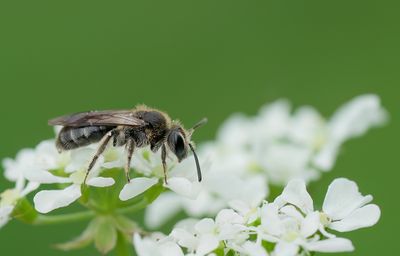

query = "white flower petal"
20;181;40;196
281;179;314;213
119;177;158;201
314;95;387;171
3;149;37;182
197;234;219;255
217;114;253;148
216;208;244;225
256;99;291;140
312;143;339;171
323;178;373;220
65;147;103;173
327;94;388;143
23;167;70;184
182;191;226;217
300;211;320;238
314;95;388;171
318;225;336;238
133;233;161;256
33;184;81;213
280;205;304;220
0;205;14;228
174;218;199;232
260;203;282;236
102;147;125;169
170;228;197;251
159;241;184;256
2;158;21;182
305;237;354;252
165;177;200;199
289;106;326;147
35;140;68;170
228;200;250;217
195;218;215;234
240;241;268;256
261;145;316;185
145;193;182;229
329;204;380;232
133;233;183;256
86;177;115;187
273;242;299;256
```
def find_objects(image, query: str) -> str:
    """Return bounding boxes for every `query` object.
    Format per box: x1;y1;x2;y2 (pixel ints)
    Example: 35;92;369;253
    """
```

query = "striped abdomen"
56;126;115;151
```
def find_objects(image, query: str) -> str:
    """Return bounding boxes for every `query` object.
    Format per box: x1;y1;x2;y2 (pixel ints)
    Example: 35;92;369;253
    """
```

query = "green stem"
34;211;95;225
116;198;149;215
33;198;148;226
115;231;132;256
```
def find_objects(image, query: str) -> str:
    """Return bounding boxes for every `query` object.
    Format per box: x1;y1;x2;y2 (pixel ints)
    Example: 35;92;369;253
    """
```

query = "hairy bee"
48;105;207;184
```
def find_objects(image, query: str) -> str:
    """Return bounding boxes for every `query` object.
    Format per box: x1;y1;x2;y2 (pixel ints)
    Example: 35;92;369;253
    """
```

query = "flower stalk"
34;211;95;225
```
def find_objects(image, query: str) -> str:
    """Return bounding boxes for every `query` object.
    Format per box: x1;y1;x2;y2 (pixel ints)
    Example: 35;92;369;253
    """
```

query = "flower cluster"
0;137;199;222
1;152;39;228
0;94;387;255
134;178;380;256
145;94;387;227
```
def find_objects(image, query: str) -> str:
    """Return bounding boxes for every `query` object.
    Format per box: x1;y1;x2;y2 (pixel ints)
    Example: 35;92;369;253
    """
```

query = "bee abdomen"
56;126;114;151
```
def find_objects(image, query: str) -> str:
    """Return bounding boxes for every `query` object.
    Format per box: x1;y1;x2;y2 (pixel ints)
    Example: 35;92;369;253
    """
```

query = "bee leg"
113;135;117;147
161;144;168;184
83;130;114;185
125;138;135;183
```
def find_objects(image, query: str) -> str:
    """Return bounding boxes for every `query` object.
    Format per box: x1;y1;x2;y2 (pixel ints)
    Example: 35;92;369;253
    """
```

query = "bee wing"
48;110;147;127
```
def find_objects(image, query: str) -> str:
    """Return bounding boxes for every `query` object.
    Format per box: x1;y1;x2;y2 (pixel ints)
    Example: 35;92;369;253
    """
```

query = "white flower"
3;149;35;182
170;209;247;256
3;140;71;184
321;178;381;232
220;95;387;184
275;179;314;214
246;177;380;255
0;206;13;228
303;237;354;253
242;180;359;255
237;241;269;256
119;148;202;201
139;177;379;256
144;193;184;229
2;141;113;213
0;168;39;228
134;233;183;256
254;202;334;255
260;144;318;185
33;168;115;213
145;143;268;228
277;178;381;233
171;219;220;256
145;95;387;228
313;94;388;170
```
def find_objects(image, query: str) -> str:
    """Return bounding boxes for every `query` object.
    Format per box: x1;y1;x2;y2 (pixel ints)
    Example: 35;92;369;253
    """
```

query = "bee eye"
168;131;187;161
175;135;185;158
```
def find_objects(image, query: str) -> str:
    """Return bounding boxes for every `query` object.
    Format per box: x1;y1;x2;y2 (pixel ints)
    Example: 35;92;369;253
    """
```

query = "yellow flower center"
104;149;119;162
70;171;86;184
282;230;299;242
0;189;20;207
319;212;331;226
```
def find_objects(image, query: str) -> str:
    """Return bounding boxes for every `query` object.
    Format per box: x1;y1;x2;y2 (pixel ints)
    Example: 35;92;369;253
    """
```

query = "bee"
48;105;207;184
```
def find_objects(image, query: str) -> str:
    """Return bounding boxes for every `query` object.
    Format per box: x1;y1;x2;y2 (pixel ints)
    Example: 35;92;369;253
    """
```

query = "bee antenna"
189;143;202;182
191;118;208;131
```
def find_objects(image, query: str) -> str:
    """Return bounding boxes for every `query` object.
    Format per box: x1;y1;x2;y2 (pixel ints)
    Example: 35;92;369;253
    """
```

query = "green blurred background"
0;0;398;255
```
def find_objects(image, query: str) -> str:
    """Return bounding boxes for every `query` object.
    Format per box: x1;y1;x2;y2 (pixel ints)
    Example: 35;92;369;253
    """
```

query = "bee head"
167;118;207;182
